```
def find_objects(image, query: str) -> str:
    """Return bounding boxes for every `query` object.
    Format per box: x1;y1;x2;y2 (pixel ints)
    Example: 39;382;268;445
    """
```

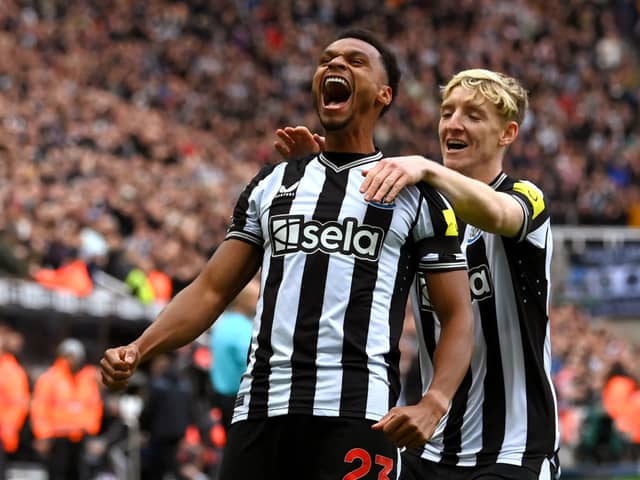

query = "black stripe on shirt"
289;166;350;413
441;369;473;464
467;236;506;465
248;158;311;419
386;242;416;408
504;237;557;471
340;204;394;417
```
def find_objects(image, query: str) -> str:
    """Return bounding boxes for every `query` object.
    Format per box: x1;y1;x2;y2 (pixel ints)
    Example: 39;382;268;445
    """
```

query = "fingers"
373;408;431;449
274;127;320;159
274;129;294;159
360;162;384;196
100;346;139;390
361;164;405;204
274;140;290;159
372;411;394;430
312;134;326;151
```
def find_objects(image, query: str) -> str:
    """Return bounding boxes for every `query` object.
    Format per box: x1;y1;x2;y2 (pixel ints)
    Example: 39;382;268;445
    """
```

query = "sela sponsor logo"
269;214;385;261
468;265;493;301
417;264;494;312
274;181;300;200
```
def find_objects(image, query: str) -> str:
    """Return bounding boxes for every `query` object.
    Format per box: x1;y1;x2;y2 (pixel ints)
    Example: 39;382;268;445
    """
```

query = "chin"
443;156;469;173
320;115;350;131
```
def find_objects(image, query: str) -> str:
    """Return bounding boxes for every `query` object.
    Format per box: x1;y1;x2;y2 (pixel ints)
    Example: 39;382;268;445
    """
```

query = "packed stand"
0;0;638;303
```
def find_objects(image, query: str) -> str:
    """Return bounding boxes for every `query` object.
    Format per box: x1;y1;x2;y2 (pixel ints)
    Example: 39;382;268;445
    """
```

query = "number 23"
343;448;394;480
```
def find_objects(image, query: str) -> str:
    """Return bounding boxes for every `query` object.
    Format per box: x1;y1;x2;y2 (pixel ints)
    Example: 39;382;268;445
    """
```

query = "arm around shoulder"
421;161;524;237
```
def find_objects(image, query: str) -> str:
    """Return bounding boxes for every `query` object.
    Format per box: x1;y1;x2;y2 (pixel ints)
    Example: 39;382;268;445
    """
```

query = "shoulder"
500;175;547;219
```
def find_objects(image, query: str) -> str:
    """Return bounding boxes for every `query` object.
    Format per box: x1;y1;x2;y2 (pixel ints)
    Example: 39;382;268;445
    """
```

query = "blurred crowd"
3;304;640;479
0;0;639;302
551;304;640;467
0;320;229;479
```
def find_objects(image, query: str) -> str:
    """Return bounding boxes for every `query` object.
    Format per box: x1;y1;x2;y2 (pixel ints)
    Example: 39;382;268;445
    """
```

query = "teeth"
324;77;349;88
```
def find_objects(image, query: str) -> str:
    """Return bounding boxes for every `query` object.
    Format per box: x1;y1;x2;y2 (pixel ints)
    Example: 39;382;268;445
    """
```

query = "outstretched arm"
100;239;261;389
274;126;325;159
372;269;474;448
361;156;524;237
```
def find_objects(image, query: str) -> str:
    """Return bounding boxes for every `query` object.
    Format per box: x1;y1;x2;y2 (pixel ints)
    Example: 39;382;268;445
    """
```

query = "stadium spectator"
0;323;30;479
30;338;103;480
100;29;474;480
139;351;196;480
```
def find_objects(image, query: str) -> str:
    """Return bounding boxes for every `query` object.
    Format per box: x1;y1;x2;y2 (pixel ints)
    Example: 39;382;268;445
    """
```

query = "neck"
323;125;376;154
463;158;503;185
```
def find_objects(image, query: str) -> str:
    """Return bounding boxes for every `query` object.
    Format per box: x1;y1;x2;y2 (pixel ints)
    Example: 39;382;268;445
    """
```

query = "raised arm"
361;156;524;237
373;268;473;448
100;239;261;390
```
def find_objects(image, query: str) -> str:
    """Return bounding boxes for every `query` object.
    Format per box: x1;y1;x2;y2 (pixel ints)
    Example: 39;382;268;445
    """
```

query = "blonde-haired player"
362;69;560;479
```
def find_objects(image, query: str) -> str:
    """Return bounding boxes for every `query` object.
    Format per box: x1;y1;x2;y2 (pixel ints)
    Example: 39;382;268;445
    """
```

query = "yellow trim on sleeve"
513;182;545;219
442;208;458;236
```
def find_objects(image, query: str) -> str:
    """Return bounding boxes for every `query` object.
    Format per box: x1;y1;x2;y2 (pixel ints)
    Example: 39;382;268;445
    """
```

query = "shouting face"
312;37;391;132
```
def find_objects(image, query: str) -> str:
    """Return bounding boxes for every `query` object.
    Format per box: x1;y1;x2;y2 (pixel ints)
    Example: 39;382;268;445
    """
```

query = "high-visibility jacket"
602;375;637;419
0;353;30;452
31;358;103;442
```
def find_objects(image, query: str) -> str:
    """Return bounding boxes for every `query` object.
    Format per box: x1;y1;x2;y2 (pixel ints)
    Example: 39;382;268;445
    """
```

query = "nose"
443;110;464;131
326;55;347;69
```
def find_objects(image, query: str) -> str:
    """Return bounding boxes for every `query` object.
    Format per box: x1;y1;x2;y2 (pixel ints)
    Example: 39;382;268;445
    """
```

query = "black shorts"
218;415;400;480
400;450;560;480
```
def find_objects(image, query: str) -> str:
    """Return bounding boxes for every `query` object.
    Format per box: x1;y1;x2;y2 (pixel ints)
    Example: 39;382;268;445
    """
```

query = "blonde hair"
441;69;528;124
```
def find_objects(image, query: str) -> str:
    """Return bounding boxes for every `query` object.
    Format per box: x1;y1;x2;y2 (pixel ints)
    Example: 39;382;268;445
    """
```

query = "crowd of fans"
0;0;639;298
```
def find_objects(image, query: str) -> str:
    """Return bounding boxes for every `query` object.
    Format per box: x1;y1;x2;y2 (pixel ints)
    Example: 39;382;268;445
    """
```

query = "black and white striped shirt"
412;172;559;473
226;151;467;424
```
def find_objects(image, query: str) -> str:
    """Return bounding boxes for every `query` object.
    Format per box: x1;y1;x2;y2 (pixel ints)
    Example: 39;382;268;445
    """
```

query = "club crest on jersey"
466;225;483;245
269;214;385;261
367;199;396;210
274;181;300;200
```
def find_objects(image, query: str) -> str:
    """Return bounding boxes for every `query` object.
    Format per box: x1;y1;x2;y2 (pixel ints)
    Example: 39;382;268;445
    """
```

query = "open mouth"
445;139;468;151
322;76;352;109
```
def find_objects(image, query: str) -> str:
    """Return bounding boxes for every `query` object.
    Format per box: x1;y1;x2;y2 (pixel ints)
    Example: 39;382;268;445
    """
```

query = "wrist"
419;389;450;418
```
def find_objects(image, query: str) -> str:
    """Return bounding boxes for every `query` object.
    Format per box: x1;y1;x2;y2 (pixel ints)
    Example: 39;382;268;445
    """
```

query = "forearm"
133;274;228;363
132;239;261;363
419;158;519;235
421;311;474;415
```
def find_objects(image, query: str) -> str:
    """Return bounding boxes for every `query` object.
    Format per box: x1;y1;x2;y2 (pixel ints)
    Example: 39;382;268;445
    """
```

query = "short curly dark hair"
335;28;401;117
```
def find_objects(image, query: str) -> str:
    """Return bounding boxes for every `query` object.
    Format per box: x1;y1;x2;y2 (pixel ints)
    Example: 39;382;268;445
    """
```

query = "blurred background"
0;0;639;479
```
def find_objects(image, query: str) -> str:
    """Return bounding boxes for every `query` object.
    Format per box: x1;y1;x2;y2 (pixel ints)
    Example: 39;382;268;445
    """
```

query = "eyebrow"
441;99;486;112
321;47;370;58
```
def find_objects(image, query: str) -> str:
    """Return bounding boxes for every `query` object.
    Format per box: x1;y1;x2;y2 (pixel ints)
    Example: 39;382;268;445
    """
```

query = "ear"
498;121;519;147
376;85;393;108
